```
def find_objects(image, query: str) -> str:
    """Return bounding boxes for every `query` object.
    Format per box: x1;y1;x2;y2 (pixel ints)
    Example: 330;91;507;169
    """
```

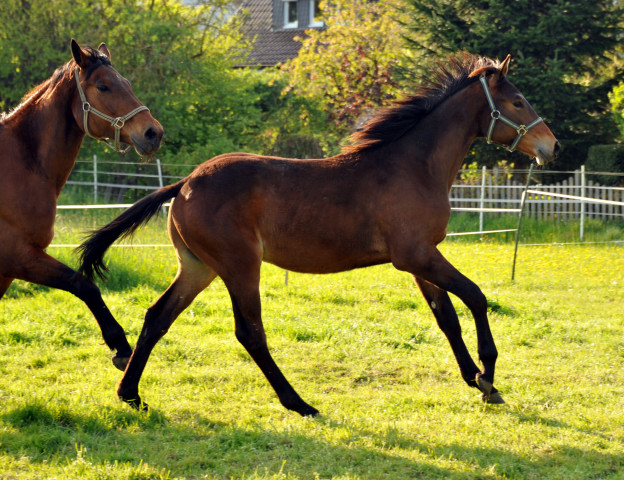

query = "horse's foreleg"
14;250;132;367
226;280;319;417
396;246;503;403
414;277;481;387
117;265;216;410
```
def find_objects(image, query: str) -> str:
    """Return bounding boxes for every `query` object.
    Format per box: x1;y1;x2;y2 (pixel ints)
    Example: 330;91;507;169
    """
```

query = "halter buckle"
82;102;91;113
491;110;501;120
112;118;125;129
517;125;528;135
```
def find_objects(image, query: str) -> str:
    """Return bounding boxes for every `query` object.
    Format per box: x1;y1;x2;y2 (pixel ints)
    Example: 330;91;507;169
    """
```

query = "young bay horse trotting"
0;40;163;370
79;53;559;416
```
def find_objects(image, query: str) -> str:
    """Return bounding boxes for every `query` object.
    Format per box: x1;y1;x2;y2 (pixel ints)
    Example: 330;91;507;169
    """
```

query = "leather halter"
479;74;543;152
74;67;149;153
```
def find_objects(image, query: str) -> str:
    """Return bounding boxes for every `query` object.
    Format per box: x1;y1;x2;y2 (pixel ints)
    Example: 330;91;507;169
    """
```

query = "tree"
403;0;624;170
283;0;410;151
608;0;624;148
611;83;624;144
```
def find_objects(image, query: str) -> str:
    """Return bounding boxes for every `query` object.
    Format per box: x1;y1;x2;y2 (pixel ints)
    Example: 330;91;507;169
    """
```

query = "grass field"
0;211;623;479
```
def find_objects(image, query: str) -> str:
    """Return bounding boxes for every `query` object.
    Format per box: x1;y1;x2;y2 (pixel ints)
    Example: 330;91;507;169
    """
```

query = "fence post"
156;158;166;215
93;154;98;203
511;164;534;281
156;158;164;189
580;165;586;242
479;166;486;237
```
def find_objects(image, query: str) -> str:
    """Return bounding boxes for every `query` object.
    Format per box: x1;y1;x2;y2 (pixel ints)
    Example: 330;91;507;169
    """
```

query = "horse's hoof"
112;355;130;371
482;391;505;404
476;373;505;404
118;389;149;411
120;395;149;412
286;399;319;417
298;404;320;417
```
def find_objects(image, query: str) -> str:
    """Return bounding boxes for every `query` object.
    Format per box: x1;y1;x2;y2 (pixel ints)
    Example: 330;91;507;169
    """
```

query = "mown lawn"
0;211;622;479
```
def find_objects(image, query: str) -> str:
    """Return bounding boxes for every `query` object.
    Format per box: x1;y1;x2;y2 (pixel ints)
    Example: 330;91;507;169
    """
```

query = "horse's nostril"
145;127;157;141
553;141;561;158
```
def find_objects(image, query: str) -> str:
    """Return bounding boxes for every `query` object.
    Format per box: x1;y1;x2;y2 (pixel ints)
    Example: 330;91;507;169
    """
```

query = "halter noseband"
74;67;149;153
479;74;543;152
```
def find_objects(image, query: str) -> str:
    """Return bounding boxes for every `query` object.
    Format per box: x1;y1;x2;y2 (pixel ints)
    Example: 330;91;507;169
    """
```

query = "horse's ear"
98;43;111;61
71;39;88;67
499;54;511;77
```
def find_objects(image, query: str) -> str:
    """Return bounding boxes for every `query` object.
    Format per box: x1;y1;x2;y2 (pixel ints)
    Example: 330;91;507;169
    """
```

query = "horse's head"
471;55;560;165
71;39;164;157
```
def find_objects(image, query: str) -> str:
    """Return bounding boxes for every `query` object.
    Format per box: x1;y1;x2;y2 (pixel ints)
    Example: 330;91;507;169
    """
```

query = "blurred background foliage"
1;0;623;172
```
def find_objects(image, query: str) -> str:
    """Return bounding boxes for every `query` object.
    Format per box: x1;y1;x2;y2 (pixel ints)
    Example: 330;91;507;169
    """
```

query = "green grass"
0;211;623;479
446;212;624;244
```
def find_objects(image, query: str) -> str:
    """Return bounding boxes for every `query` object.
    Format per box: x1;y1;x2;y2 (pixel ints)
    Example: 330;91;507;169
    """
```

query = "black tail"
77;179;186;281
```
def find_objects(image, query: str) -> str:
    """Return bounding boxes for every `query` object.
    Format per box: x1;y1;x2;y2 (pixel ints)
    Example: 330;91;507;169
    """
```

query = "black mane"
344;53;503;154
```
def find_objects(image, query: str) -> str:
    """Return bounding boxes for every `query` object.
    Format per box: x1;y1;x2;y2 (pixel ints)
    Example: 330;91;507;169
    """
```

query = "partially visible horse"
79;53;559;416
0;40;163;370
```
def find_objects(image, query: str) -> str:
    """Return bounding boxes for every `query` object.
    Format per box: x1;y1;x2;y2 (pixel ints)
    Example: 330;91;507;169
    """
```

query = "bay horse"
0;40;163;370
79;53;559;416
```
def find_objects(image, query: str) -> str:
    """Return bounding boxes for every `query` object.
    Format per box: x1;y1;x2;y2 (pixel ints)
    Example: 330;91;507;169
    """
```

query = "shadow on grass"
3;255;174;300
91;257;175;294
1;402;622;479
3;281;50;299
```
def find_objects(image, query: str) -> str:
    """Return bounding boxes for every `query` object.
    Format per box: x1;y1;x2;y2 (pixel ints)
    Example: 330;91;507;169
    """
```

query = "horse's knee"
462;284;487;315
74;274;103;302
235;325;267;353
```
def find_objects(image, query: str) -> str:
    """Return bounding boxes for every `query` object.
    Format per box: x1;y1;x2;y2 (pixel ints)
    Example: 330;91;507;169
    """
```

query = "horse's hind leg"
223;268;319;417
13;249;132;367
117;256;217;410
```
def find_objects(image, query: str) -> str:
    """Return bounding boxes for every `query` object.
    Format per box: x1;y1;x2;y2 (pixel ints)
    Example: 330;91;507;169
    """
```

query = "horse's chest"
0;179;56;247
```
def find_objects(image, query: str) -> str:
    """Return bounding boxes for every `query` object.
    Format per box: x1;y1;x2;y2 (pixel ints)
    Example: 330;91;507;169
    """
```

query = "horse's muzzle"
535;140;561;166
131;125;164;157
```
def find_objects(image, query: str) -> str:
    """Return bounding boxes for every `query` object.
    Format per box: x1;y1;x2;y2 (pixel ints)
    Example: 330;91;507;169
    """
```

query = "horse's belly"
262;231;390;274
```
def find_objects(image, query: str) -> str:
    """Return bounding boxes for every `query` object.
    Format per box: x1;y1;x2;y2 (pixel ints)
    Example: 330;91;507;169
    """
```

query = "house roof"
241;0;273;31
238;0;322;67
243;29;308;66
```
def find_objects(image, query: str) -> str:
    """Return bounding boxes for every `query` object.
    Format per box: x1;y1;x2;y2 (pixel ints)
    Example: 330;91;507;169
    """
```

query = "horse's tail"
77;178;186;281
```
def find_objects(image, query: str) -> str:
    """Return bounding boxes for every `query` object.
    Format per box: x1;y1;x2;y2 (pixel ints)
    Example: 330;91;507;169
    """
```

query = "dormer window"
309;0;323;27
283;0;298;28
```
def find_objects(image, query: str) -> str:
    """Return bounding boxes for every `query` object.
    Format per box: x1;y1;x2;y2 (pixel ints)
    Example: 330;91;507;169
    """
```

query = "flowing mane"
344;53;503;154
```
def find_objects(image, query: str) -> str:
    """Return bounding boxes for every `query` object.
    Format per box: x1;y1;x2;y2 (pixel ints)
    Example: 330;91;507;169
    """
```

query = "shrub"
586;144;624;185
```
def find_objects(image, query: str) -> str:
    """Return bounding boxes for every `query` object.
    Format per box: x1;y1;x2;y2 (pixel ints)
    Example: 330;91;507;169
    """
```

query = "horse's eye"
97;84;110;93
513;100;524;108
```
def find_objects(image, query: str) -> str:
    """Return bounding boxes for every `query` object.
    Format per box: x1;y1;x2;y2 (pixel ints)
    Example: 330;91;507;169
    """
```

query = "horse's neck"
17;78;84;195
407;83;484;190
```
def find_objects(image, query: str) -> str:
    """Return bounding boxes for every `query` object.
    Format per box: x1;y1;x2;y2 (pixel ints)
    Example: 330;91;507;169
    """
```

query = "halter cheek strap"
479;75;543;152
74;67;149;154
